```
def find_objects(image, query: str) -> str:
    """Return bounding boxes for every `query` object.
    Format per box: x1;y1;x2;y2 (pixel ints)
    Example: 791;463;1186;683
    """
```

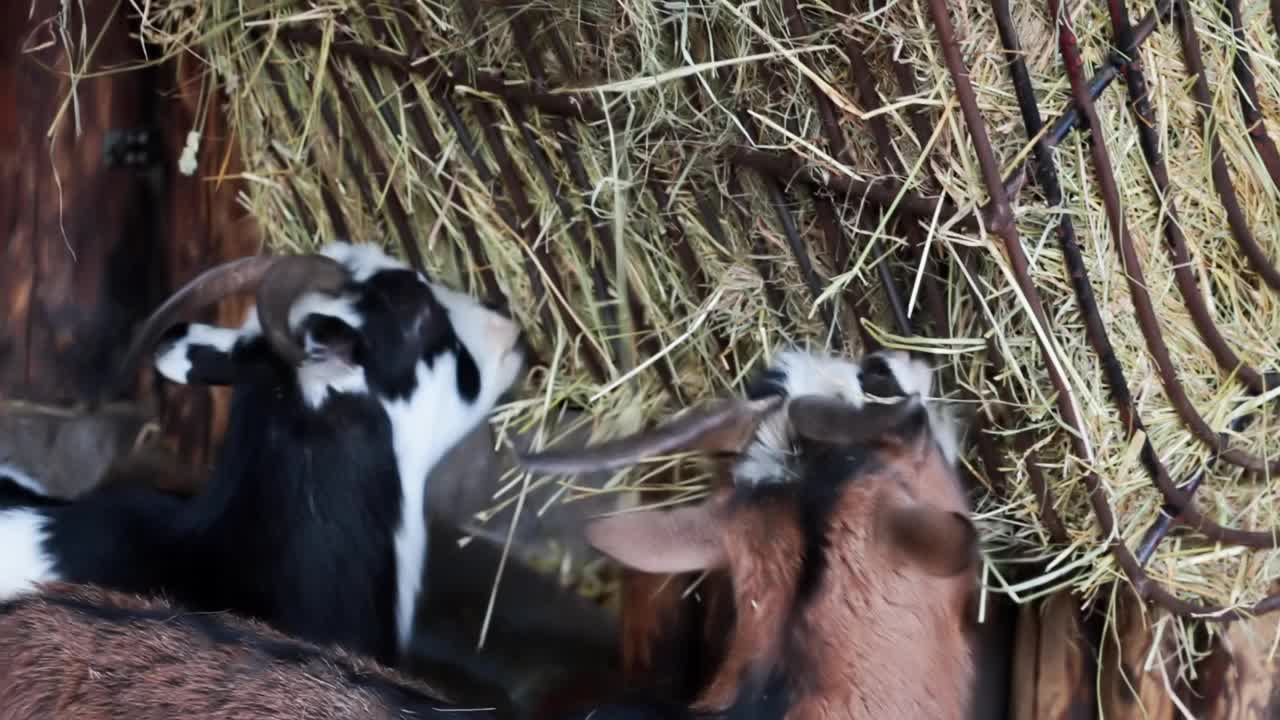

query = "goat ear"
585;504;728;575
154;323;241;386
881;504;978;577
518;396;783;475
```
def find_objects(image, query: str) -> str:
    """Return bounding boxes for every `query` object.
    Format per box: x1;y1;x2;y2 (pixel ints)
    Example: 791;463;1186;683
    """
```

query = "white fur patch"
287;291;364;335
0;463;48;497
297;359;370;409
735;349;868;486
0;509;59;600
382;355;492;653
319;241;408;282
381;296;526;653
732;348;955;486
876;350;934;399
153;323;241;384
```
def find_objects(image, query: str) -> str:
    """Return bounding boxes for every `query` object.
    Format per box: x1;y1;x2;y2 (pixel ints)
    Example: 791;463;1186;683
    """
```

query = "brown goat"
0;583;496;720
521;349;979;719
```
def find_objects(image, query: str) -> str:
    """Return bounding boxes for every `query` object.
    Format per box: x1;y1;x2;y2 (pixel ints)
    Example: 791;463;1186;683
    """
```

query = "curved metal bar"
1101;0;1280;395
780;0;912;339
1177;6;1280;292
1037;0;1280;475
1223;0;1280;190
990;0;1280;548
925;0;1280;618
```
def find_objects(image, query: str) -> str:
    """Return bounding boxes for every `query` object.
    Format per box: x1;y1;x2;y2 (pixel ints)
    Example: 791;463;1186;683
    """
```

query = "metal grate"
251;0;1280;619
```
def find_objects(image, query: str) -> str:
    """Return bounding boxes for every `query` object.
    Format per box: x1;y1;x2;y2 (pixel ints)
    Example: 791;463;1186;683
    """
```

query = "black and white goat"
0;241;527;666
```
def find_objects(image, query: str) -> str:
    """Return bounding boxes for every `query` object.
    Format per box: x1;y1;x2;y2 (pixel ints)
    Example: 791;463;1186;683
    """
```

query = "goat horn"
787;393;924;446
100;255;281;408
517;395;784;475
254;255;350;367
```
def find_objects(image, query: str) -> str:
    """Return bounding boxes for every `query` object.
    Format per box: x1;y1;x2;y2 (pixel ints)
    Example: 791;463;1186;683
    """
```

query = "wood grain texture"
1009;592;1096;720
0;1;260;472
147;49;261;468
1098;589;1179;720
1190;610;1280;719
0;0;154;404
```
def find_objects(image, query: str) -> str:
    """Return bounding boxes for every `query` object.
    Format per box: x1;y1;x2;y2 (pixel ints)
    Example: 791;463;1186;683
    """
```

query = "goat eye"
860;355;902;397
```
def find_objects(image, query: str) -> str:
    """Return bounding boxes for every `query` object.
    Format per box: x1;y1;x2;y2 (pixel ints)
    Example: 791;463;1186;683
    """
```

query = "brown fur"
617;465;736;702
779;436;975;719
0;583;474;720
594;417;978;720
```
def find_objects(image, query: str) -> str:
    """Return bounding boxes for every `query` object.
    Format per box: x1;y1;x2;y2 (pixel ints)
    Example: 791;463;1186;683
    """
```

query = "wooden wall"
0;0;259;491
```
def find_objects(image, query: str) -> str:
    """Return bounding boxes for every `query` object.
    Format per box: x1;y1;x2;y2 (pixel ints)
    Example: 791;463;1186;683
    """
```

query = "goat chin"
0;241;527;667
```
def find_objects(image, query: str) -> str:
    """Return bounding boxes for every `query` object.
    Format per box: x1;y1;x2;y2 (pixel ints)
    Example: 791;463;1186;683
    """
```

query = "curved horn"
788;394;924;446
102;255;281;406
254;255;350;366
517;395;783;475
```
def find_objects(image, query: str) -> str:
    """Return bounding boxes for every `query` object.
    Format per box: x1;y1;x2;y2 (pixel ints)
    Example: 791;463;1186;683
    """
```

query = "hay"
124;0;1279;682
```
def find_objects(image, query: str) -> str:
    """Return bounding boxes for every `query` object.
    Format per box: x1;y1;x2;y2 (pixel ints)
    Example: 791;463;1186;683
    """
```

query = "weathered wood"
0;1;260;472
1009;591;1096;720
0;0;157;404
1098;589;1179;720
1190;610;1280;718
146;49;261;467
970;592;1017;720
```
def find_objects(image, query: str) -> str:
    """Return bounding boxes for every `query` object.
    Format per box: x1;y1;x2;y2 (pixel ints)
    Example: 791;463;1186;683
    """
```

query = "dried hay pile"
124;0;1279;680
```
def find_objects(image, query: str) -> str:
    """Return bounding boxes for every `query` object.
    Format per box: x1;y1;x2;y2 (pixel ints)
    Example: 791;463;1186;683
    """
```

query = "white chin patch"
0;509;59;601
297;353;369;409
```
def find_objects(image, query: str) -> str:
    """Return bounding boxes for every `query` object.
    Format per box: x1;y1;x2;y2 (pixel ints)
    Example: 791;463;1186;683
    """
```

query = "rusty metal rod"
1178;3;1280;292
995;0;1279;548
1103;0;1279;395
1223;0;1280;190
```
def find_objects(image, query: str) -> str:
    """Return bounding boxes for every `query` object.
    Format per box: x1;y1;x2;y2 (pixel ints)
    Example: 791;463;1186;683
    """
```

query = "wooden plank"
1009;591;1096;720
1190;611;1280;718
146;49;261;467
0;0;154;403
1098;589;1179;720
0;1;261;474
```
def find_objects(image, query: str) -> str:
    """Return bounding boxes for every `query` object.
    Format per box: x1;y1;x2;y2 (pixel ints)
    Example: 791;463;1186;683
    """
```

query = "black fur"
0;476;62;508
0;257;503;668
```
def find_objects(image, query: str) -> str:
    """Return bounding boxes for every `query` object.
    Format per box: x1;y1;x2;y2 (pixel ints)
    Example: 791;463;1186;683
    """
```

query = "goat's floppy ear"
518;396;783;475
154;323;241;386
789;394;925;447
585;503;728;575
881;504;978;577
